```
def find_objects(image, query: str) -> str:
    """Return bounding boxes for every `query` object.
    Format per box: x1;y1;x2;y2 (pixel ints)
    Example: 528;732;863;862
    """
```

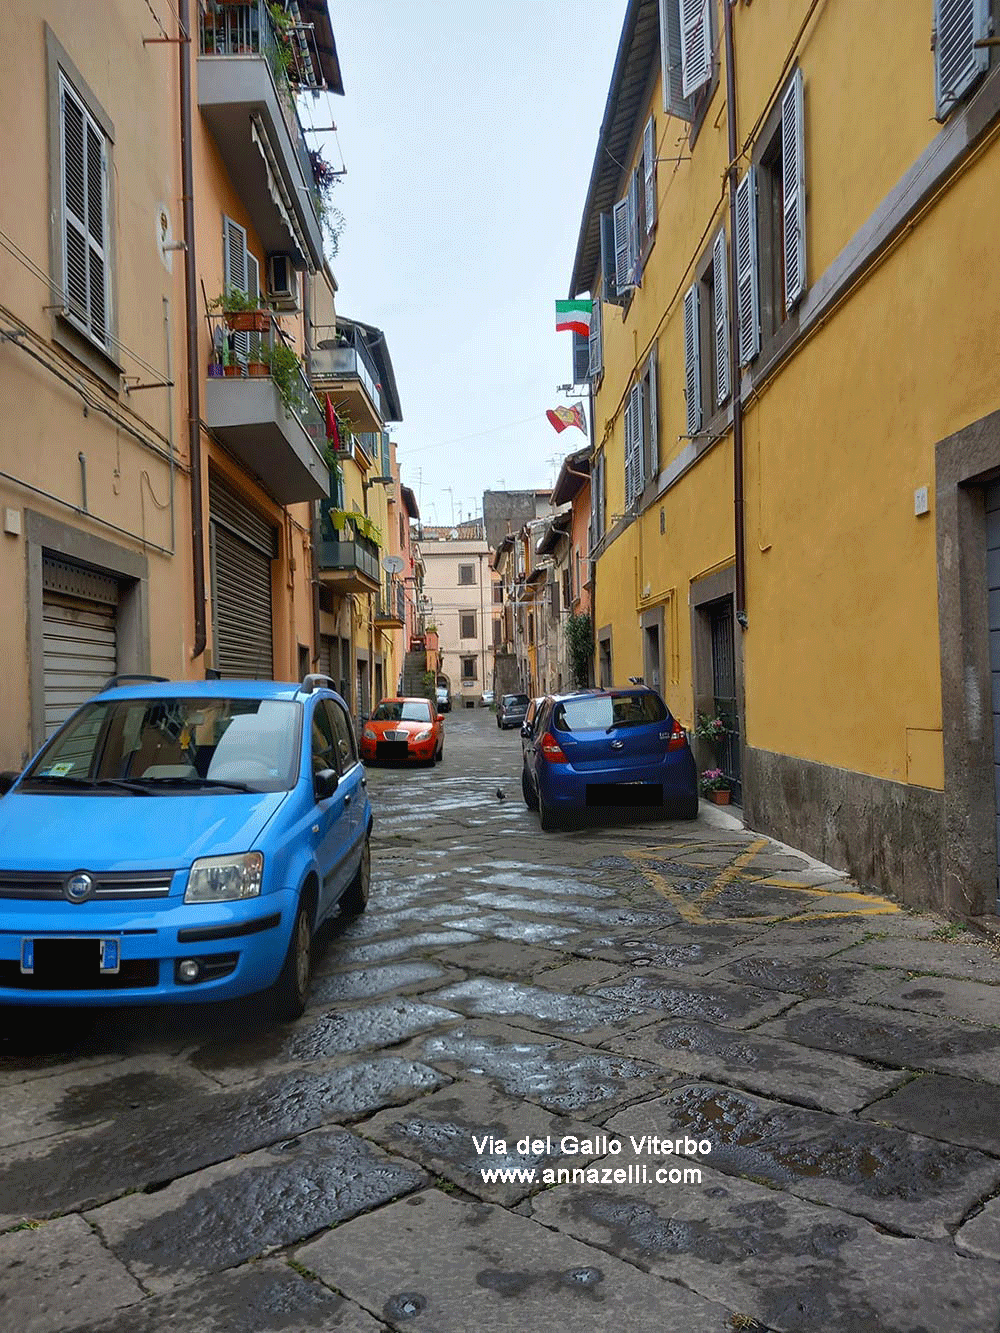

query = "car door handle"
344;794;352;806
361;777;367;787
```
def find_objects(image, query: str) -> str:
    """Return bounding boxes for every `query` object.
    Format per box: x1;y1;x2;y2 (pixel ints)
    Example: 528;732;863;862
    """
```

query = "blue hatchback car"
521;687;698;829
0;674;371;1018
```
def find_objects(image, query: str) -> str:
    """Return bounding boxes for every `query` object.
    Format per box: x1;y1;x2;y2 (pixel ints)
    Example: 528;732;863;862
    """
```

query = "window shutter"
600;212;623;305
712;229;730;405
223;216;249;362
680;0;712;99
588;295;603;379
660;0;695;120
633;381;646;498
245;250;261;361
735;168;760;366
59;75;109;348
600;450;607;534
934;0;990;119
781;69;807;311
381;430;391;476
613;196;631;292
573;329;591;384
646;345;659;479
643;116;657;237
683;282;702;437
627;173;640;282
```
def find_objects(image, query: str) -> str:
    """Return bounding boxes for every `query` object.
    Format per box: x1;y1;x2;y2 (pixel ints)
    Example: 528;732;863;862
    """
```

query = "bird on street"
496;788;506;801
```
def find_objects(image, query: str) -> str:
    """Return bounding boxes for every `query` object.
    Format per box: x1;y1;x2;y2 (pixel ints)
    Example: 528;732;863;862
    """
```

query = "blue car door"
309;700;354;920
327;695;365;854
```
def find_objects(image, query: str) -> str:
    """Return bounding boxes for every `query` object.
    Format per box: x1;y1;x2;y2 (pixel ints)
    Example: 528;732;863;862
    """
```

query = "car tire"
435;745;443;763
674;794;700;820
538;788;558;831
272;896;313;1021
521;766;538;810
340;836;371;915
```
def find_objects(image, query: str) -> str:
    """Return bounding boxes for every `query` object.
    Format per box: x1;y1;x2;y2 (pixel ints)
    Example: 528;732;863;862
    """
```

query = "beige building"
418;522;496;707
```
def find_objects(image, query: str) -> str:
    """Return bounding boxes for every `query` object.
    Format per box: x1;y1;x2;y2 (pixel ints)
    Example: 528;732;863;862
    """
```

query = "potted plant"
267;339;303;412
695;713;730;744
247;341;269;378
208;288;270;333
221;344;240;378
699;769;731;804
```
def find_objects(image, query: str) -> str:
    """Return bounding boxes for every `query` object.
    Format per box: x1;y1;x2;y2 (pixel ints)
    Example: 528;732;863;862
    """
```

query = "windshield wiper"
22;773;99;787
93;778;155;795
131;776;258;794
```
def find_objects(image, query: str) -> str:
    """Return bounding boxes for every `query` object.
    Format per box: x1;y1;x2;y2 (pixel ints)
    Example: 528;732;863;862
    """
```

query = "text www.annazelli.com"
480;1163;703;1187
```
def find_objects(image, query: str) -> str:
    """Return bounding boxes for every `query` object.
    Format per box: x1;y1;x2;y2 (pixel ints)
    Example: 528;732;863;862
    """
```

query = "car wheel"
435;744;443;763
521;766;538;810
538;787;558;831
675;793;700;820
272;897;313;1020
340;836;370;916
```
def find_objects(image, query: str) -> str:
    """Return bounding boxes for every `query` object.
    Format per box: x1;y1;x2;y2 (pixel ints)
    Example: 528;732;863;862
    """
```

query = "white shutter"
781;69;807;311
633;381;646;498
588;294;603;379
643;116;657;237
712;229;730;405
627;173;640;283
646;347;659;480
624;386;643;508
223;216;249;362
246;250;262;361
613;196;631;291
59;74;109;348
735;168;760;366
600;212;622;305
683;282;702;438
660;0;695;120
680;0;712;99
934;0;990;119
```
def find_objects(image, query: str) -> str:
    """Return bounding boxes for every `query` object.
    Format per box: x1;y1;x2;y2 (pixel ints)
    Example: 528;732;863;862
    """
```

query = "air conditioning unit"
266;254;297;307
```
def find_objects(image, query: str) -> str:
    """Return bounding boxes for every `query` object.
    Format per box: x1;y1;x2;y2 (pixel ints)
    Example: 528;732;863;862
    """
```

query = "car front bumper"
0;888;298;1006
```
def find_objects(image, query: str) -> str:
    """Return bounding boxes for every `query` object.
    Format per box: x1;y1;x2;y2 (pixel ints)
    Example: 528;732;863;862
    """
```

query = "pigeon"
496;788;506;801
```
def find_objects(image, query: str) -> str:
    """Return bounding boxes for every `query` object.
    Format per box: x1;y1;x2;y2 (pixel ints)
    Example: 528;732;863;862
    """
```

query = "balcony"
310;328;385;433
204;316;328;504
317;510;381;593
198;1;324;269
374;581;406;629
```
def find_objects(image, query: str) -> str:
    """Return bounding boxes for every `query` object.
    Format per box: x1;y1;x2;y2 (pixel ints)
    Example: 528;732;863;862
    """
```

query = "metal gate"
710;600;741;797
42;558;118;736
209;475;276;679
986;481;1000;906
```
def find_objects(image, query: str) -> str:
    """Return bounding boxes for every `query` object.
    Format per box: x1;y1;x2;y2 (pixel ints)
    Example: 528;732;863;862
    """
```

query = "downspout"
724;0;747;630
179;0;206;660
588;377;598;685
303;272;322;667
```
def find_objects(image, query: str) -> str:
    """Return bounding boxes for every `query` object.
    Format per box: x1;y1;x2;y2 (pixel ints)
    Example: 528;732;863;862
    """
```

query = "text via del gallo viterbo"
472;1132;712;1188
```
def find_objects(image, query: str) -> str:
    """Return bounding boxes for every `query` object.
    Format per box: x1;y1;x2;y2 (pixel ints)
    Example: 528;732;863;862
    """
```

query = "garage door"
987;482;1000;908
42;558;118;736
209;476;275;679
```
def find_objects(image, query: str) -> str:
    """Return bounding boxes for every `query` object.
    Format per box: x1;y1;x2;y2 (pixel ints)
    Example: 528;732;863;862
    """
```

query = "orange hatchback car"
360;697;443;765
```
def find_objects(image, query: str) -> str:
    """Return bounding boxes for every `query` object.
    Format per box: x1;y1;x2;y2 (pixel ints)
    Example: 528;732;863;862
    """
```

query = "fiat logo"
65;872;94;904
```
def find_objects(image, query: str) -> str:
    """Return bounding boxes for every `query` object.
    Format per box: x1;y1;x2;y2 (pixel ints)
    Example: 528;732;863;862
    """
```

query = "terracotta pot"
223;364;241;377
708;789;731;805
226;311;269;333
247;361;268;377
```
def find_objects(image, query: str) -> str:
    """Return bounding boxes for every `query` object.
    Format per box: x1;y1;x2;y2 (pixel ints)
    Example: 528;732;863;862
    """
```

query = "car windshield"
553;692;668;732
22;697;301;793
503;695;529;707
372;700;432;723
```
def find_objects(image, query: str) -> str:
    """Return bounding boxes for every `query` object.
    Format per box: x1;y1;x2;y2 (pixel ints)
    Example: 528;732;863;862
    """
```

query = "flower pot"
223;364;241;377
247;361;268;377
225;311;269;333
708;789;731;805
207;363;224;378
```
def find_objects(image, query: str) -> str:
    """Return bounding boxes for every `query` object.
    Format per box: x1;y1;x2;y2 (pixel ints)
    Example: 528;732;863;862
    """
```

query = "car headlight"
363;728;377;740
184;852;263;903
412;729;432;742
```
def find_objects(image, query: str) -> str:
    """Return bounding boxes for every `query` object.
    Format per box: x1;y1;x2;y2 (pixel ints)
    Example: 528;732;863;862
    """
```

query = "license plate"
20;937;121;975
586;783;663;806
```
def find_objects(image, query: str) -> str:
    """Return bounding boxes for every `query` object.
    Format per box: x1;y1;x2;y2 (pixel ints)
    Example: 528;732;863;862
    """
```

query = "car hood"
0;790;289;872
369;719;431;734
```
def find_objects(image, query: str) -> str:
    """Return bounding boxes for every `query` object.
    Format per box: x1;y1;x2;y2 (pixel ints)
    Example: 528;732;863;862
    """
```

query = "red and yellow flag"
546;405;586;434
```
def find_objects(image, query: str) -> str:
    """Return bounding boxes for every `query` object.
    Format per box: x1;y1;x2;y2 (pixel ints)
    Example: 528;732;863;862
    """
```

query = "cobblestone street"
3;707;1000;1331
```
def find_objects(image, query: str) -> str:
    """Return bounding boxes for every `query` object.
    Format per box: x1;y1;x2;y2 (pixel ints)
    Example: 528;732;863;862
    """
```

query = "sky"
299;1;626;528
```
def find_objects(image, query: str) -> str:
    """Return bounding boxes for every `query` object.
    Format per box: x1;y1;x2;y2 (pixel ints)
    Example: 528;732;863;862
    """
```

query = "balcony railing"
317;534;381;586
208;312;323;438
311;328;380;405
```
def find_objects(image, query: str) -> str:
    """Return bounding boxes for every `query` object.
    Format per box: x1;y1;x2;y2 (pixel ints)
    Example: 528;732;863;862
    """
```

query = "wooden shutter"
712;229;730;405
573;329;591;384
645;346;659;479
683;282;702;438
934;0;990;119
680;0;712;99
588;294;603;378
781;69;807;311
735;168;760;366
625;384;643;507
600;212;623;306
223;216;249;362
643;116;657;237
614;196;631;291
381;430;391;476
60;74;109;348
660;0;695;120
627;173;640;282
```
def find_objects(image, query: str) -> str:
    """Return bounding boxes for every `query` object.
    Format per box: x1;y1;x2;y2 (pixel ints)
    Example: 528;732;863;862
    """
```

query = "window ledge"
53;314;123;393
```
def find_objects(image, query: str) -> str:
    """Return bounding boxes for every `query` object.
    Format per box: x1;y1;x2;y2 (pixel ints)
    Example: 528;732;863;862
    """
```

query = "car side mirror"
0;771;20;795
314;767;339;801
520;724;531;738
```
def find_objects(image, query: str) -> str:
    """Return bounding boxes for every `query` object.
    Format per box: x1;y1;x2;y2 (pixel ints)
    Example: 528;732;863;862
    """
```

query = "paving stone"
589;970;799;1028
473;871;618;898
706;954;895;1002
0;1059;446;1226
417;1021;671;1117
861;1073;1000;1154
838;935;1000;983
532;959;625;989
871;973;1000;1026
325;929;480;966
606;1082;1000;1239
598;1019;908;1114
436;940;567;976
734;921;872;956
759;999;1000;1082
87;1128;428;1292
530;1155;1000;1333
431;978;652;1042
359;1082;608;1205
957;1197;1000;1262
446;914;582;946
60;1260;383;1333
0;1214;143;1333
296;1189;739;1331
307;960;453;1003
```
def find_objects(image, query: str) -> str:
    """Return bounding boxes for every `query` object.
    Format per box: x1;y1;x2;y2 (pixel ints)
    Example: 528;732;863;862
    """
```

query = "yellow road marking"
698;838;769;907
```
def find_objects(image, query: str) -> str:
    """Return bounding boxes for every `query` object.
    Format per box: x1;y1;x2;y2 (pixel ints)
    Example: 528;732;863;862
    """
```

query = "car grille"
0;871;175;900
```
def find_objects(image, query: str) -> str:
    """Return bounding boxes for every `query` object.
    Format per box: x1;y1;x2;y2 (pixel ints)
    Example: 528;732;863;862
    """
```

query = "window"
493;616;502;648
625;345;659;508
660;0;715;129
223;215;261;365
562;567;572;609
324;699;358;770
460;612;476;639
461;656;477;681
58;72;111;351
684;233;729;434
610;114;657;296
590;450;606;551
458;564;475;586
589;294;603;379
934;0;991;120
492;582;503;605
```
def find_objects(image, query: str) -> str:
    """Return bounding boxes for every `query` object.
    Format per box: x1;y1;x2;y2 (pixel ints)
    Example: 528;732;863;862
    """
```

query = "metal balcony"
374;580;406;628
309;328;385;433
317;530;381;594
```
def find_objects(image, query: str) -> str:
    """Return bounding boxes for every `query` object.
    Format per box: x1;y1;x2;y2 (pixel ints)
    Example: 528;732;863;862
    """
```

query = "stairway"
401;649;429;697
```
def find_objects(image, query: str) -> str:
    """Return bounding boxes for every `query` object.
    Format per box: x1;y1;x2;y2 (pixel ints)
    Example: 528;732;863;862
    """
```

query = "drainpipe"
588;377;598;684
179;0;206;660
303;273;322;667
724;0;747;630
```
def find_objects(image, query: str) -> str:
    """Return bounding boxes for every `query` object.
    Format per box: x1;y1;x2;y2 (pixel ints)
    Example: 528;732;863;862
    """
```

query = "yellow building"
573;0;1000;914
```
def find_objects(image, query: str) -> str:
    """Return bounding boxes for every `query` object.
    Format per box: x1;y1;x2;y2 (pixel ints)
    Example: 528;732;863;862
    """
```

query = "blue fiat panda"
0;675;371;1019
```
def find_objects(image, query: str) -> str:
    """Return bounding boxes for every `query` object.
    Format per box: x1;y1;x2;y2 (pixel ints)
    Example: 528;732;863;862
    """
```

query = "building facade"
418;522;494;707
572;0;1000;915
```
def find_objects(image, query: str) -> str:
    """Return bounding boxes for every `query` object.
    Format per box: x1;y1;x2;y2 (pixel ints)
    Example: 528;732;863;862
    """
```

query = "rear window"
503;695;529;707
552;692;668;733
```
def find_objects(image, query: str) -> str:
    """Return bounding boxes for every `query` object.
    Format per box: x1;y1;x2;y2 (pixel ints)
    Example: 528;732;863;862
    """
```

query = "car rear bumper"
539;753;697;807
0;889;298;1006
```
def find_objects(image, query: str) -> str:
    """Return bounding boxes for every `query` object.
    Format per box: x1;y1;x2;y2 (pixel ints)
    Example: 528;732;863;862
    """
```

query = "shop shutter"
209;475;275;679
42;558;118;736
684;282;702;437
781;69;807;311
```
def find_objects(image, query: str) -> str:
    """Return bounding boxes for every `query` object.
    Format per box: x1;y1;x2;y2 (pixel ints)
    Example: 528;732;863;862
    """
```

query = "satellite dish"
382;555;405;574
450;529;459;539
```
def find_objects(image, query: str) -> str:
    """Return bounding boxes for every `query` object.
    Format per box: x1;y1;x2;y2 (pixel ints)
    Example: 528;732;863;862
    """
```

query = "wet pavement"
3;707;1000;1330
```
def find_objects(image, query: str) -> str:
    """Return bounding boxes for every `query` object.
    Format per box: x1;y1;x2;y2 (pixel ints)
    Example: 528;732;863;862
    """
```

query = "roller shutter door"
987;481;1000;908
209;476;276;679
319;634;336;681
42;558;118;736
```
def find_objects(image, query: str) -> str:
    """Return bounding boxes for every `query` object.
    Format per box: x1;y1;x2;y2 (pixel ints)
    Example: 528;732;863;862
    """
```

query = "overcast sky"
302;1;625;528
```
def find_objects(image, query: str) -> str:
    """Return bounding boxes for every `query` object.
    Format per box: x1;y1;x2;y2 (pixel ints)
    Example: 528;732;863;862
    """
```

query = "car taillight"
539;731;567;763
667;718;687;750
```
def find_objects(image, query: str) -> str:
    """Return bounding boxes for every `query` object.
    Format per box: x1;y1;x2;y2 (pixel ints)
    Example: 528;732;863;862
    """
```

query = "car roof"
547;686;662;703
378;696;432;704
96;679;306;703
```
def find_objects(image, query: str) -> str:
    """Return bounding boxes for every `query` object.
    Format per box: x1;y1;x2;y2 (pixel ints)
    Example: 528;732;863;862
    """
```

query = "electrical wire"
398;412;550;457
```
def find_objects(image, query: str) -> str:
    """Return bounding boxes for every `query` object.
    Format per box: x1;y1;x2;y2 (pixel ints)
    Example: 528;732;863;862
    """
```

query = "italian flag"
555;299;593;337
